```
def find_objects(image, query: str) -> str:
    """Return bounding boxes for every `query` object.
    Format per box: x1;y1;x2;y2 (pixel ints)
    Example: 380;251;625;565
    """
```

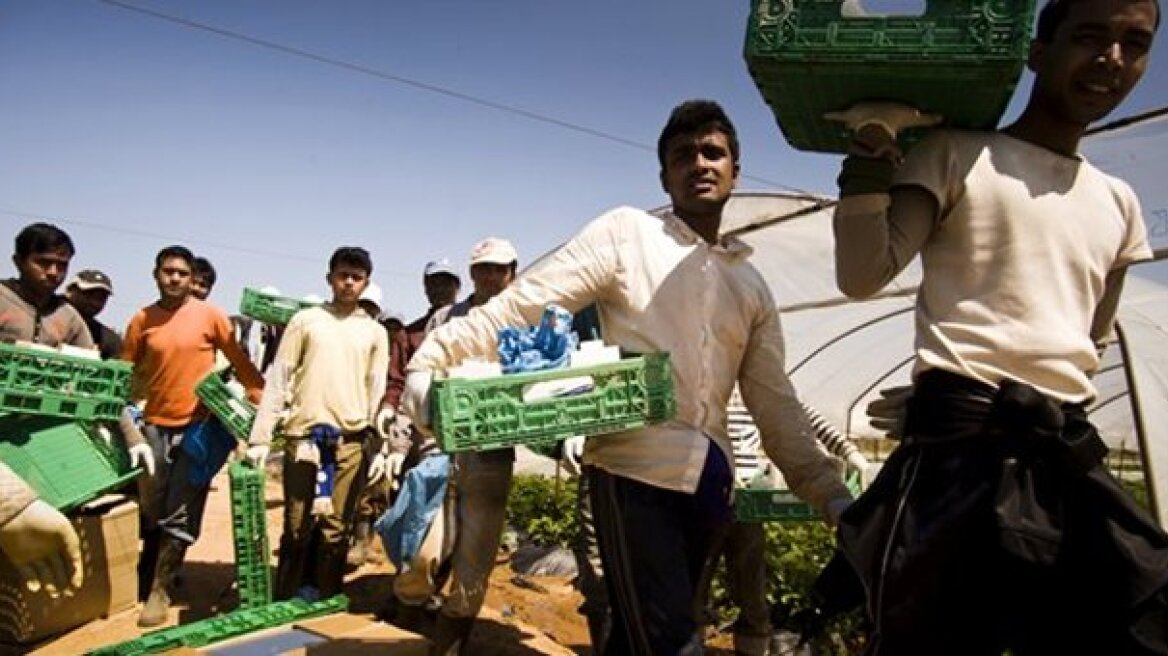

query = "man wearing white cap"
65;268;123;360
386;237;520;654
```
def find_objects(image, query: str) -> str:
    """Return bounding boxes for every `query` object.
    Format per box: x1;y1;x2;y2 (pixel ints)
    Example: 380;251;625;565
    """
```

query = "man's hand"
825;101;942;162
561;435;585;476
0;500;84;596
866;385;913;440
128;443;156;477
402;371;434;436
245;444;270;468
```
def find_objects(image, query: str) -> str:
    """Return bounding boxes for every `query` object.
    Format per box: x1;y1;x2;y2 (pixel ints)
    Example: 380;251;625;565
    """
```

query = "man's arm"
739;301;852;516
247;316;305;447
0;462;38;528
408;209;625;374
367;330;390;425
833;187;936;299
212;311;264;402
1090;268;1130;356
382;328;411;410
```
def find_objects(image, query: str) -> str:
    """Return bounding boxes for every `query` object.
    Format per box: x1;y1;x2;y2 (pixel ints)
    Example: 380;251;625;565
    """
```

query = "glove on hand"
0;500;84;596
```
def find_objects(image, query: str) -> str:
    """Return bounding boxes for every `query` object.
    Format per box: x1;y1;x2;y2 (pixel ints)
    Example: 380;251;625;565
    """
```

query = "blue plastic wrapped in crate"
497;304;578;374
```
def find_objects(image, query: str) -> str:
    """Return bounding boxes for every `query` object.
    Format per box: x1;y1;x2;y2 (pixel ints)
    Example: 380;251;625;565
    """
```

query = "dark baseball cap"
67;269;114;294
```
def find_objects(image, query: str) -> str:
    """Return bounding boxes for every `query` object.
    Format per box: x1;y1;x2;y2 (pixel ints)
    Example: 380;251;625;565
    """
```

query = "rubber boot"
138;528;161;602
347;520;372;568
429;613;474;656
138;537;184;627
275;537;312;601
315;543;348;599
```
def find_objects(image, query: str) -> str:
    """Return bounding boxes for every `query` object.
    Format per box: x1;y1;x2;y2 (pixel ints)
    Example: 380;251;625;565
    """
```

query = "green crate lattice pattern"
229;461;272;610
239;287;321;326
745;0;1035;153
86;595;348;655
0;415;139;512
735;471;862;523
195;373;255;441
0;342;132;422
432;353;675;453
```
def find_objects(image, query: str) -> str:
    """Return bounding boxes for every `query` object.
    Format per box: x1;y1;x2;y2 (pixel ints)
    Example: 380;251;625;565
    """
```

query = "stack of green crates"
0;342;131;422
736;470;863;522
195;372;255;441
431;353;675;453
239;287;321;326
745;0;1036;153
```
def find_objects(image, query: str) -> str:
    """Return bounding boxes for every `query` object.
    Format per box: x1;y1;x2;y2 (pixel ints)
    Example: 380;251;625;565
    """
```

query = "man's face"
327;264;368;306
1029;0;1157;127
190;276;213;300
659;129;739;219
154;256;192;303
423;273;460;308
14;248;72;299
469;262;515;301
67;287;111;319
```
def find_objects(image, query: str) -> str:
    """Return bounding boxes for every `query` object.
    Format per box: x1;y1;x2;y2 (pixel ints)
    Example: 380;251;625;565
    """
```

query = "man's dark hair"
657;99;740;169
14;223;75;260
1035;0;1160;42
154;245;195;270
192;256;217;287
329;246;373;276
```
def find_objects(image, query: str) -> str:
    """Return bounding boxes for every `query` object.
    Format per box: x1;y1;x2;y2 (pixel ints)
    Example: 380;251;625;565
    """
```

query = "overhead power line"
95;0;810;194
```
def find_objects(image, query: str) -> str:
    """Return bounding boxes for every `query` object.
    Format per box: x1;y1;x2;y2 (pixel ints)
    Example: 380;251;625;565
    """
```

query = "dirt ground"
18;467;736;655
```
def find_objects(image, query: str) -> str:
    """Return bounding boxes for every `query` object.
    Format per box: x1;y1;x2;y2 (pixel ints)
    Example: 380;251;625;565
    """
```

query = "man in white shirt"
403;100;852;655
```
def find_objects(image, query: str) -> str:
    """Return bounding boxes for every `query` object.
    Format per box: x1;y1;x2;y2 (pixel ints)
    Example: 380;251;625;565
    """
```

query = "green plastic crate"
745;0;1035;153
86;595;348;655
229;461;272;609
0;415;139;512
735;471;861;522
432;353;675;453
195;373;255;441
0;342;132;421
239;287;321;326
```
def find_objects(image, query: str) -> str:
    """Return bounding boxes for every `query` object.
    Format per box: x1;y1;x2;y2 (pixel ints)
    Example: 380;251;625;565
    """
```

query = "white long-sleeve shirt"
408;207;851;513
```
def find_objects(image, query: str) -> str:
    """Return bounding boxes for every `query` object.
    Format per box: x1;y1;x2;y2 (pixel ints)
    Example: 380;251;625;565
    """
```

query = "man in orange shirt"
123;245;264;628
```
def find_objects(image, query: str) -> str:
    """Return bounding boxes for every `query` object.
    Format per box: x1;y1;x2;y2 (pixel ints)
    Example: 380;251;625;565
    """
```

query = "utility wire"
0;207;417;279
95;0;810;193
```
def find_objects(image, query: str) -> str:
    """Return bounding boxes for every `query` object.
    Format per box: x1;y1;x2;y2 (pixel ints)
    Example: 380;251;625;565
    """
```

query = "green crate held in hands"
745;0;1036;153
239;287;321;326
195;373;256;441
432;353;676;453
0;342;132;422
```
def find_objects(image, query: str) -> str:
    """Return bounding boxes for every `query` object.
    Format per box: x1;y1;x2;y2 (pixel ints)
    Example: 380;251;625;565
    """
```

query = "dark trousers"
587;444;732;655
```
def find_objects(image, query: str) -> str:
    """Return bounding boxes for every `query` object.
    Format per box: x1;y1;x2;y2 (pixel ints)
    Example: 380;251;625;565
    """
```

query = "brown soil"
20;467;736;655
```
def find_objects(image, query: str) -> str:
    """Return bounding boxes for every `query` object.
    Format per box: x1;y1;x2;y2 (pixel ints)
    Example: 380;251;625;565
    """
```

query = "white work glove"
561;435;586;476
402;370;434;436
367;448;405;490
375;407;396;441
128;443;156;477
245;444;270;468
0;500;84;596
866;385;913;440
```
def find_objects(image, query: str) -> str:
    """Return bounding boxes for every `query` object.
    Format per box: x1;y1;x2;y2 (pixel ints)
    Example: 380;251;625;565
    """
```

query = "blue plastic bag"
374;453;451;570
497;304;578;374
180;417;237;485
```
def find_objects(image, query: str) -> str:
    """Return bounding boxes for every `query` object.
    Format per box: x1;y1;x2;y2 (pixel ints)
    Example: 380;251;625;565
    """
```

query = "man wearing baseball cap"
65;269;122;360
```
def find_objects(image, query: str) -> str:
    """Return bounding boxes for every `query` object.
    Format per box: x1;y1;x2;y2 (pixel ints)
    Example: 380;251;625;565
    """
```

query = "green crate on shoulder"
432;353;675;453
195;373;255;441
0;342;132;422
0;414;140;512
735;470;861;523
745;0;1035;153
239;287;321;326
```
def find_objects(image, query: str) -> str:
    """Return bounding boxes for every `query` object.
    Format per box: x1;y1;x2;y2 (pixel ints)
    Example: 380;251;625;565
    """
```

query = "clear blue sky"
2;1;1166;328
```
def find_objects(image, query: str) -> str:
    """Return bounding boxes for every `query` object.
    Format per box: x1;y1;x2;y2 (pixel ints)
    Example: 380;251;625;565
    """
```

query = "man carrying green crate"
402;101;854;656
823;0;1167;653
380;237;521;654
244;247;391;603
124;245;265;628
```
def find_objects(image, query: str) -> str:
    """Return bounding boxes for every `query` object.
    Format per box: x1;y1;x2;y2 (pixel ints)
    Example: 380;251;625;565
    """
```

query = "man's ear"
1027;39;1045;74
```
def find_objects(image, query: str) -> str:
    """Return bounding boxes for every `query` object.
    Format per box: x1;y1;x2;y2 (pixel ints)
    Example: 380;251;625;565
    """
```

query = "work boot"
315;543;348;599
347;520;372;568
430;613;475;656
138;537;185;628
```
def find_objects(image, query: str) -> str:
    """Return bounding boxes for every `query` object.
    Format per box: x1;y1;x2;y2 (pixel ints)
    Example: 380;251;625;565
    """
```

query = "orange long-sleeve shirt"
122;298;263;427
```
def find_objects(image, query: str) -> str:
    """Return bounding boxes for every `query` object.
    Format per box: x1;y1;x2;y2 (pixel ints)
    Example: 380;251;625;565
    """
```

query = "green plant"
506;474;578;548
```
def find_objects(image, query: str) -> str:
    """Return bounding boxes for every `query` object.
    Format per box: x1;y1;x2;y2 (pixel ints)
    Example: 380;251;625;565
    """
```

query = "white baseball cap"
469;237;518;266
423;258;459;279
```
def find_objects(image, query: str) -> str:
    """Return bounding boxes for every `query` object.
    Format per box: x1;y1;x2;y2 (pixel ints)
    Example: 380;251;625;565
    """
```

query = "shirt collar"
660;211;753;260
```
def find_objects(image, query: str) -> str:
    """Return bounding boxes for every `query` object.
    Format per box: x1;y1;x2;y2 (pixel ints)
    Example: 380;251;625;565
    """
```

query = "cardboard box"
0;495;139;645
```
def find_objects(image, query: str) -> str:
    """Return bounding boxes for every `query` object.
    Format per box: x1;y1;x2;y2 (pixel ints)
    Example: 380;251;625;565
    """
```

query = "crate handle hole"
841;0;925;18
